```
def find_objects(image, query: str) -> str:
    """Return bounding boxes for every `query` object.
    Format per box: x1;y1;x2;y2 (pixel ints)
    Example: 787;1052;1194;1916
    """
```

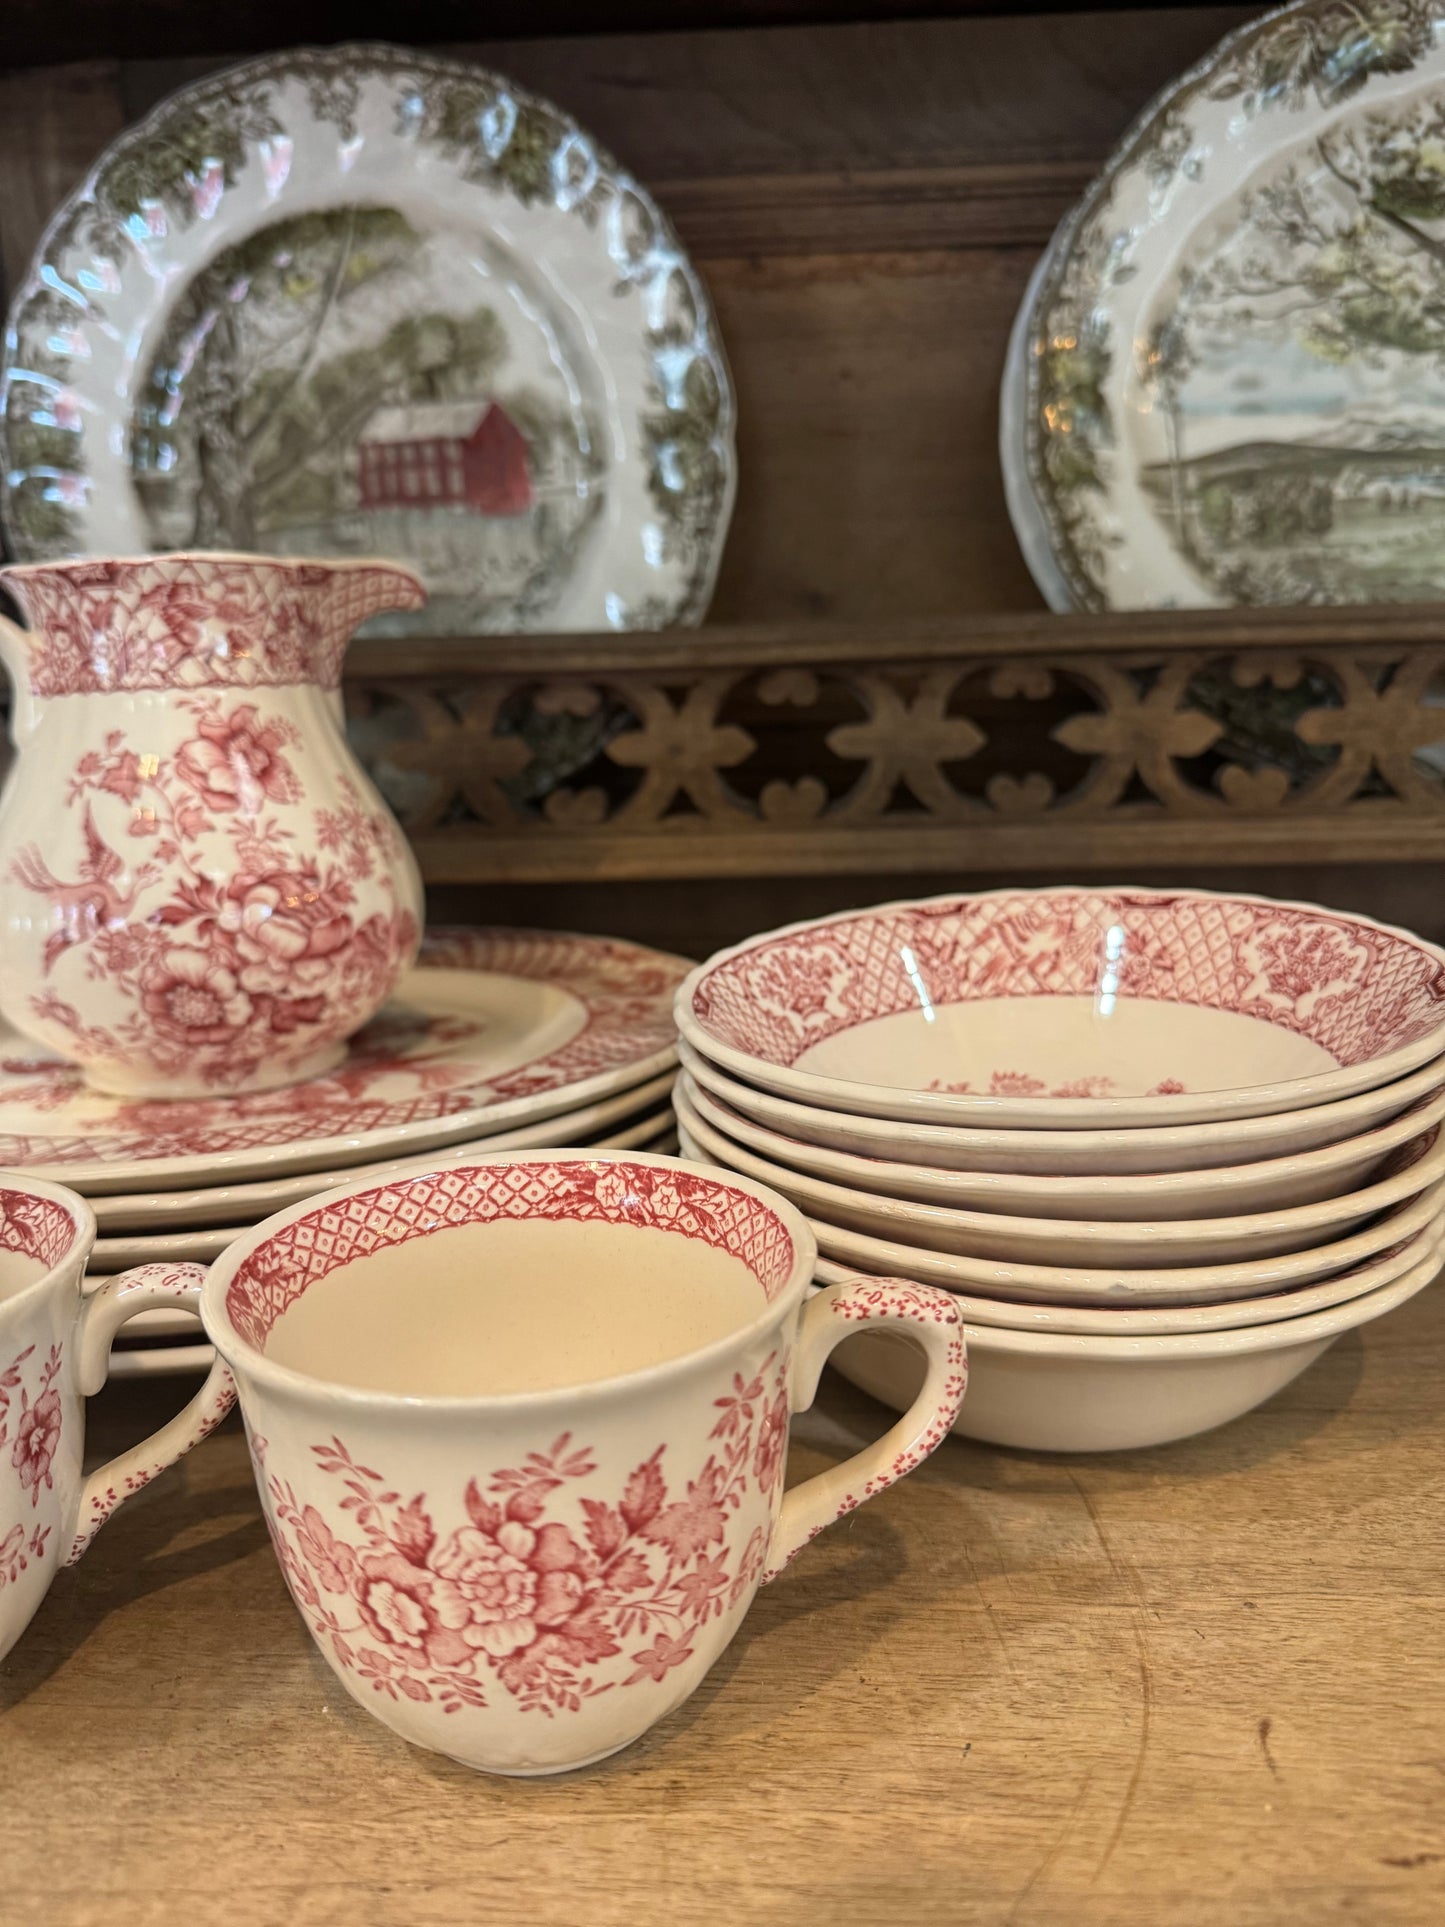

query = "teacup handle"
762;1276;966;1583
66;1262;235;1565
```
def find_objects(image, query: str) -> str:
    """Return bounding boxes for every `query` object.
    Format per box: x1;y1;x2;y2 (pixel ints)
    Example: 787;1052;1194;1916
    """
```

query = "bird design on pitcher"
10;808;160;976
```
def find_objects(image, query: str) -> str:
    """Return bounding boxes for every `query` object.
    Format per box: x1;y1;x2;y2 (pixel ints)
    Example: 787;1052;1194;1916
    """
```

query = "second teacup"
188;1150;967;1776
0;1173;236;1663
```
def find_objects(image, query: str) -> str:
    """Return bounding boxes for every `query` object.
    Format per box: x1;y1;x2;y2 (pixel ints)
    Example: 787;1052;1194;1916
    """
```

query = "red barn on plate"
356;401;533;516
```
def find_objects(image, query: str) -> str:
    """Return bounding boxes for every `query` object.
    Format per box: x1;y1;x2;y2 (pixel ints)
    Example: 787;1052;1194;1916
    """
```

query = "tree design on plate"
131;205;604;634
1141;94;1445;605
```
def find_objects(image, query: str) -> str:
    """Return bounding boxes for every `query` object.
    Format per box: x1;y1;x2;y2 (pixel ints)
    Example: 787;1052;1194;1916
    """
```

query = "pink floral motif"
987;1070;1047;1097
689;890;1445;1080
266;1372;786;1718
0;1340;63;1588
174;704;301;814
925;1070;1132;1099
226;1159;796;1352
8;694;416;1091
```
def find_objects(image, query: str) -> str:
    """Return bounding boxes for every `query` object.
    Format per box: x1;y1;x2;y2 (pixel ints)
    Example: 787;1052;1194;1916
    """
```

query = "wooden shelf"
343;605;1445;884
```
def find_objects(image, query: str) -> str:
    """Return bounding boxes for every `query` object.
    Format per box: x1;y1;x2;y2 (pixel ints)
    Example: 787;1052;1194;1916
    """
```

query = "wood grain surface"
5;1279;1445;1925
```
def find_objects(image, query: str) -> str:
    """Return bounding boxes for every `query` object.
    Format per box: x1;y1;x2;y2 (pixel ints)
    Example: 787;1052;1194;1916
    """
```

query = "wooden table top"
5;1282;1445;1927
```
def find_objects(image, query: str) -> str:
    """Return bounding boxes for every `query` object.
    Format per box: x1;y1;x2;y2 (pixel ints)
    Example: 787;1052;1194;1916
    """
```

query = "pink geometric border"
0;1188;78;1268
225;1159;798;1354
689;890;1445;1073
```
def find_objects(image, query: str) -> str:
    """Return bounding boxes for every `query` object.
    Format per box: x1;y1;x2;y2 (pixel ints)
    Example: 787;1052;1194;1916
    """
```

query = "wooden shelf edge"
410;813;1445;884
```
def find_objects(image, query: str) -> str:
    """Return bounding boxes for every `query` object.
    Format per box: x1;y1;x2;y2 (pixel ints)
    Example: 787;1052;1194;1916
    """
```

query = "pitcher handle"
761;1277;965;1582
0;609;35;740
66;1262;234;1564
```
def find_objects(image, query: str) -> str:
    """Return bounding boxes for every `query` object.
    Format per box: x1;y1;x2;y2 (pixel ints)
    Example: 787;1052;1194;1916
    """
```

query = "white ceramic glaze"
0;1175;235;1660
677;887;1445;1127
87;1069;679;1230
678;1039;1445;1177
825;1238;1443;1453
89;1106;678;1266
0;554;428;1098
813;1218;1443;1336
678;1118;1445;1307
677;1083;1445;1266
0;928;687;1191
191;1150;964;1774
679;1065;1445;1220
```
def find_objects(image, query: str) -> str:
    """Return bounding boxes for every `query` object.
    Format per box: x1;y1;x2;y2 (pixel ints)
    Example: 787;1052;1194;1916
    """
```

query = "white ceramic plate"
1006;0;1445;613
823;1238;1444;1453
87;1067;677;1230
679;1065;1445;1220
677;1083;1445;1266
90;1104;676;1265
678;887;1445;1128
814;1216;1443;1337
0;927;687;1190
0;45;734;636
108;1341;215;1379
678;1117;1445;1306
678;1038;1445;1177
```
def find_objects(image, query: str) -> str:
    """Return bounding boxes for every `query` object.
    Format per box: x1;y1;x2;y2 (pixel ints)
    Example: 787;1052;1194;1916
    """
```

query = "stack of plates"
13;928;686;1377
674;887;1445;1452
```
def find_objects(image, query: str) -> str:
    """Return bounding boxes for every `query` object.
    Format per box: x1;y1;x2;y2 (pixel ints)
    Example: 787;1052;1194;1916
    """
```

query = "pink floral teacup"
192;1150;966;1776
0;1173;236;1662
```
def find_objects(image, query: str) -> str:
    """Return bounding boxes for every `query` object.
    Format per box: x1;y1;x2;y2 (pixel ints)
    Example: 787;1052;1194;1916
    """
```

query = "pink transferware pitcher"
0;552;426;1099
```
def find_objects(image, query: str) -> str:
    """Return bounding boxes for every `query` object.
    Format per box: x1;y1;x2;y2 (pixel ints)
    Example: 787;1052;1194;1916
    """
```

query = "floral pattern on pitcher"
9;695;417;1091
258;1352;789;1717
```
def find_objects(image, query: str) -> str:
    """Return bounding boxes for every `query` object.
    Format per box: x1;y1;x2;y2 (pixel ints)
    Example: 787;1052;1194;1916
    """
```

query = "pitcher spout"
303;558;428;687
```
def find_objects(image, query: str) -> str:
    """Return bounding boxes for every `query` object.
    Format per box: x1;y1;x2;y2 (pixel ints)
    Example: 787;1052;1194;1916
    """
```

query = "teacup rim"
199;1147;819;1411
0;1169;95;1317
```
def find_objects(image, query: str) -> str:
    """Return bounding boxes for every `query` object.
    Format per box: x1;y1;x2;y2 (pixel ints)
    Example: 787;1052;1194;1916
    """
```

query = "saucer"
0;927;687;1191
91;1103;676;1265
87;1068;677;1231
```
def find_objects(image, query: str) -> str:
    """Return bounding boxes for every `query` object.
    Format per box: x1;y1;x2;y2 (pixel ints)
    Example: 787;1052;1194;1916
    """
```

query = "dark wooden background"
6;4;1438;961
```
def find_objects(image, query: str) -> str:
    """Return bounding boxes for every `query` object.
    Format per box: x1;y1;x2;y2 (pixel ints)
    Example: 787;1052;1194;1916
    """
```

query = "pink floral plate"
0;928;687;1191
678;887;1445;1129
85;1069;678;1231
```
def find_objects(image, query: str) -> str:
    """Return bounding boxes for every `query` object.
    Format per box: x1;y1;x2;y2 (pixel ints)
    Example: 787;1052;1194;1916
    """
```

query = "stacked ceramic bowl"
674;887;1445;1452
7;928;686;1378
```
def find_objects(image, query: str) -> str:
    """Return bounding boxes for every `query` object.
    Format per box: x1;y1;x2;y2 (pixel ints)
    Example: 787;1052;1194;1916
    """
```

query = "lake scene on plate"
1138;97;1445;605
131;205;605;635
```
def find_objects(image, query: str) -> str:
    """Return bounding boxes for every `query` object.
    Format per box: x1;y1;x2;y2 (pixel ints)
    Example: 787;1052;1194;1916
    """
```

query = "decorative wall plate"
1007;0;1445;610
0;927;687;1190
1;44;734;635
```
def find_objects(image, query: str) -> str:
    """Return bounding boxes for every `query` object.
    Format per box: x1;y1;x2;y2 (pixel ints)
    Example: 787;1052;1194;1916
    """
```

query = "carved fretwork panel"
342;611;1445;883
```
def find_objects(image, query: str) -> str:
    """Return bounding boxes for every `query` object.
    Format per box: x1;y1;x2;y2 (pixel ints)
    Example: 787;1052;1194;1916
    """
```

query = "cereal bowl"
678;1066;1445;1221
679;1042;1445;1178
823;1235;1444;1452
678;1086;1445;1267
678;888;1445;1128
813;1214;1443;1336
